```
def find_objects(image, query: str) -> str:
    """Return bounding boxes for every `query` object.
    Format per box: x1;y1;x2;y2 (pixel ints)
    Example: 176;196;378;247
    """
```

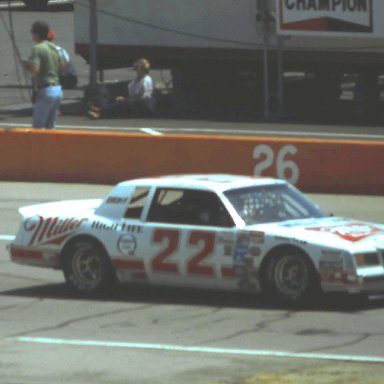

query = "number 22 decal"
152;229;215;276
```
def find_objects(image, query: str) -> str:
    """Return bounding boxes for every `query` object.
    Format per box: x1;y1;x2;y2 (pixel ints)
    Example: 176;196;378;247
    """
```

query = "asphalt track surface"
1;182;384;384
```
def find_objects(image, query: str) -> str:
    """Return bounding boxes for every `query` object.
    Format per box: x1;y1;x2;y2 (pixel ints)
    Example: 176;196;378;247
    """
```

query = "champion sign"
277;0;373;35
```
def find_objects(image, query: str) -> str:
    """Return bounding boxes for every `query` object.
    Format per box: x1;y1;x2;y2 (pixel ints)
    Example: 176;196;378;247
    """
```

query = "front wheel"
62;240;117;295
263;249;320;305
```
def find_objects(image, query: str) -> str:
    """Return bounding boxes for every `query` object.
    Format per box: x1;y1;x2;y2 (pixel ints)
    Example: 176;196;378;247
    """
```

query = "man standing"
26;21;63;128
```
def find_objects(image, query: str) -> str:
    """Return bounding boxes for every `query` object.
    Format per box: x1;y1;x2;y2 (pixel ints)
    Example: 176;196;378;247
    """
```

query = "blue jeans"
33;85;63;128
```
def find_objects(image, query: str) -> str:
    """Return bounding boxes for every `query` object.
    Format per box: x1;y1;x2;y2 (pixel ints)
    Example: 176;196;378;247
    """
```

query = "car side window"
124;187;150;219
147;188;234;227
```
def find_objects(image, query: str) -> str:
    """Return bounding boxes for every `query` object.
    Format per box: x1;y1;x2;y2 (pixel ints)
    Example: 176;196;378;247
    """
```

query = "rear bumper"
9;244;59;269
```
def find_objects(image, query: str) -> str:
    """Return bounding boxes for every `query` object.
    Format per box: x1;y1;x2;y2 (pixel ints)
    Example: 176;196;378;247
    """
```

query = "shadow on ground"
1;281;383;312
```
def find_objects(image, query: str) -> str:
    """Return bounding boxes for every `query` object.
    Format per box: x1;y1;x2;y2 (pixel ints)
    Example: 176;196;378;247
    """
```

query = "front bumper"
321;266;384;294
361;275;384;295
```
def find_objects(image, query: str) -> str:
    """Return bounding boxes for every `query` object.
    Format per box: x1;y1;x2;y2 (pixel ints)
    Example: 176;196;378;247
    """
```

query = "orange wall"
0;128;383;194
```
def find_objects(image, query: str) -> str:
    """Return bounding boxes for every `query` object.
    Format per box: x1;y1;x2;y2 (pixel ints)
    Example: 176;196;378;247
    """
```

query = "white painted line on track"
0;235;15;241
0;123;32;128
0;0;71;8
1;122;384;140
140;128;163;136
11;336;384;364
0;122;127;131
167;128;384;141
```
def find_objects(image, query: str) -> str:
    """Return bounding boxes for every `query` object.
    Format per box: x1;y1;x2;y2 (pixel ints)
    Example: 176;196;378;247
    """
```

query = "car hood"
19;199;103;218
249;216;384;250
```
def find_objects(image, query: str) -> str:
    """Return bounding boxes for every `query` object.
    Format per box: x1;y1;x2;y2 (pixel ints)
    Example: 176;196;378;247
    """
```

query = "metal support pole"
276;35;284;118
257;0;270;119
262;42;270;119
258;0;271;119
89;0;98;88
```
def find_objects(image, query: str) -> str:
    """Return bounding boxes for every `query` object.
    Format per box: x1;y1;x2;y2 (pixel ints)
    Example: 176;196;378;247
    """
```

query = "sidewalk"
0;86;85;115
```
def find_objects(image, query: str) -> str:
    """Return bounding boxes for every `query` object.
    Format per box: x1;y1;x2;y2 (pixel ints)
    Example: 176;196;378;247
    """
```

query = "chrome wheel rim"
274;255;309;299
72;244;103;289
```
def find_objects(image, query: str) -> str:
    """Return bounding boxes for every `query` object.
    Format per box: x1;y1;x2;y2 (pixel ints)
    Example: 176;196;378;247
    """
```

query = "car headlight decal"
354;252;380;267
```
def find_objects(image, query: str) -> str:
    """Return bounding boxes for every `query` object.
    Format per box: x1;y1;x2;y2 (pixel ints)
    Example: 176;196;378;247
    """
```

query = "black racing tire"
62;239;117;295
263;248;321;305
23;0;49;10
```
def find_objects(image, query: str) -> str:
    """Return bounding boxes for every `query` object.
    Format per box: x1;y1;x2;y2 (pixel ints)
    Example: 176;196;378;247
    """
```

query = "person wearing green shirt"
26;21;63;128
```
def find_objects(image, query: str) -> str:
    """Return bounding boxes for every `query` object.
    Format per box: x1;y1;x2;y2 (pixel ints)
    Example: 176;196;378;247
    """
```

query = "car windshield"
224;184;325;225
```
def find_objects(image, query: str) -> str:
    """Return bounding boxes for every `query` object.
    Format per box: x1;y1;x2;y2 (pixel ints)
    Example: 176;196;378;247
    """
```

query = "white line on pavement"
171;129;384;140
0;123;129;131
140;128;163;136
0;235;15;241
0;122;384;140
0;0;71;8
11;336;384;364
1;122;383;140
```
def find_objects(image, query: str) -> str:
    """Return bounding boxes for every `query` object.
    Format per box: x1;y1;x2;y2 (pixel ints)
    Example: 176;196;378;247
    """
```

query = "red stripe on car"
221;266;235;277
113;259;145;271
11;247;43;260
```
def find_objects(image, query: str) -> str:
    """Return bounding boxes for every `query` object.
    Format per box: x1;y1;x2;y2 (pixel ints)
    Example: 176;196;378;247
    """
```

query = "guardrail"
0;128;383;194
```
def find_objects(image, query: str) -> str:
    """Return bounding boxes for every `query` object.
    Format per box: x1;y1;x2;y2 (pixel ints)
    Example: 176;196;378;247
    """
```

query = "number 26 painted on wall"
253;144;299;185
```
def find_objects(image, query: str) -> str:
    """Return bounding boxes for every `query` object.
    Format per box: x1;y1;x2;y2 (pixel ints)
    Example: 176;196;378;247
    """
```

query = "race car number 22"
152;229;215;276
253;144;299;184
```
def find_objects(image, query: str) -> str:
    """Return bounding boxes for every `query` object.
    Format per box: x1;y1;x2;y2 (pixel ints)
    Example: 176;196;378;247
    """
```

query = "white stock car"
8;174;384;304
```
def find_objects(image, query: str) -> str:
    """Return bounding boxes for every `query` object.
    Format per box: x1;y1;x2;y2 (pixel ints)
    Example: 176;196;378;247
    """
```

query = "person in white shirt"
88;58;155;119
127;58;155;111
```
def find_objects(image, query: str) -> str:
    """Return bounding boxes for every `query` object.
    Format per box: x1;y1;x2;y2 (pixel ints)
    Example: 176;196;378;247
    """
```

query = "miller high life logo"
278;0;373;34
25;216;88;246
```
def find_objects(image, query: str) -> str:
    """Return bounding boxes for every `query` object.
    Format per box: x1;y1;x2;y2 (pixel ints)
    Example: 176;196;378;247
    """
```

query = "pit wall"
0;128;383;194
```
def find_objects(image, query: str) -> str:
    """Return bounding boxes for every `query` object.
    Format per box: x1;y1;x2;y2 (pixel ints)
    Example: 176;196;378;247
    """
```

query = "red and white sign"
307;223;383;242
277;0;373;35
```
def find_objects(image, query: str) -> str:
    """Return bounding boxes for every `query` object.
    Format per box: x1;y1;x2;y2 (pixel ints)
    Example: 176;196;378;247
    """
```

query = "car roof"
118;174;286;192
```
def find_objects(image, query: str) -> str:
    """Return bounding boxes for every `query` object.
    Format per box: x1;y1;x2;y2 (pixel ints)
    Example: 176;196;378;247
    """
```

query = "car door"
142;187;238;289
115;185;155;283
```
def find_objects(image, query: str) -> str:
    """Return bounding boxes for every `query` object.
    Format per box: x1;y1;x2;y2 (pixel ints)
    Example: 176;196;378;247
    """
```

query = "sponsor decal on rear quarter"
25;216;88;246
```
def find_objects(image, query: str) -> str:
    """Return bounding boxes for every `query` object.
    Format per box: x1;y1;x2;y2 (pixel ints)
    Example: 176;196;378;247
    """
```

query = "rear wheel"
263;249;320;305
62;239;116;295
